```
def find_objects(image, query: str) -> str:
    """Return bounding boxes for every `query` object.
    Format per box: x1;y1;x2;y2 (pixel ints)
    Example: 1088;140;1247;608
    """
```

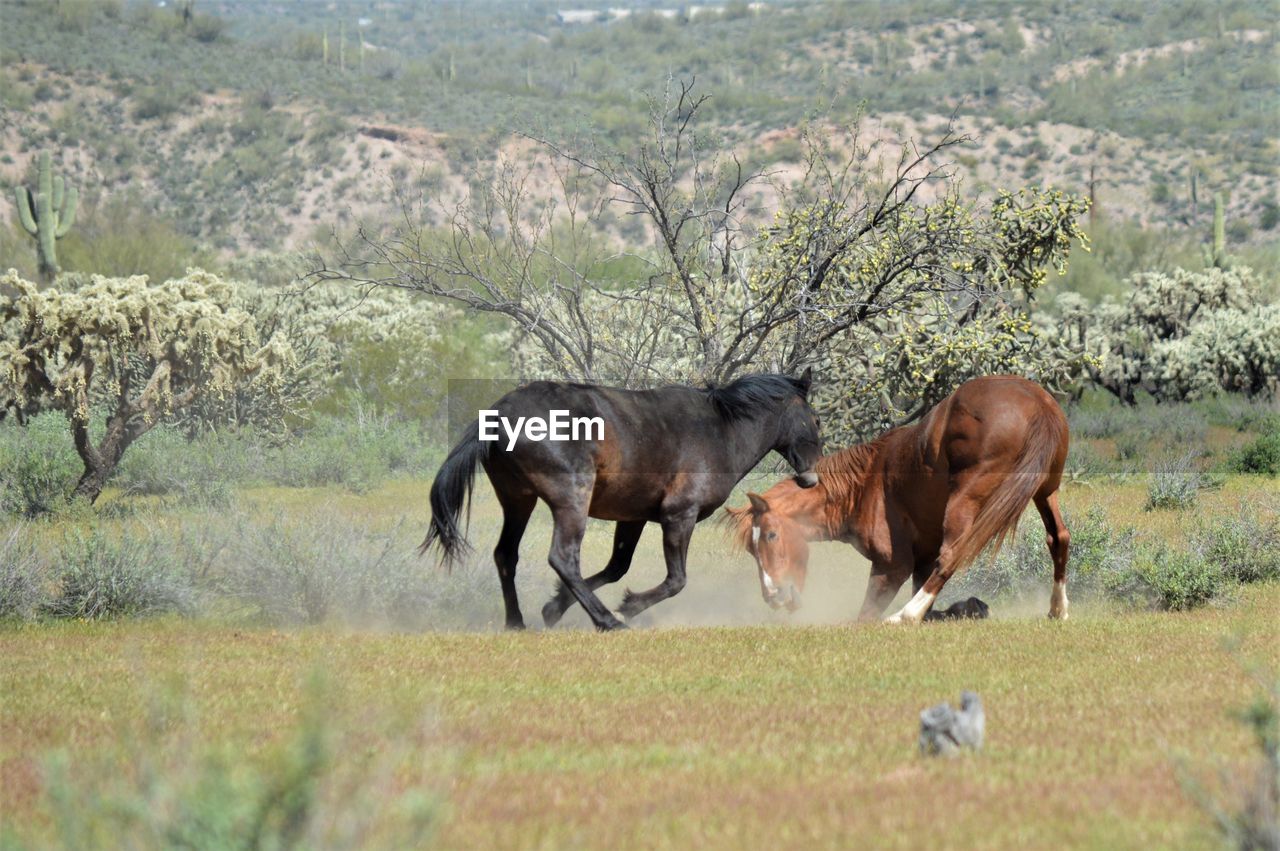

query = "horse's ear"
798;366;813;397
747;492;770;515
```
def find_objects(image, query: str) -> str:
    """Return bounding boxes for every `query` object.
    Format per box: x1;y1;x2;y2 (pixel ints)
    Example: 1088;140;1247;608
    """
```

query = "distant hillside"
1;0;1275;263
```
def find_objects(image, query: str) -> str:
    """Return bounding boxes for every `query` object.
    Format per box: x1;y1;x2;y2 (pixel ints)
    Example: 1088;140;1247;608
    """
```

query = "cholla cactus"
13;152;77;282
1083;266;1272;403
0;269;295;503
226;277;501;430
1157;305;1280;399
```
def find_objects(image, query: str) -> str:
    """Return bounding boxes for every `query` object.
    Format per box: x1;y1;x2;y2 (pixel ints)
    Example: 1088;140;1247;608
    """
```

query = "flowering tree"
0;269;293;503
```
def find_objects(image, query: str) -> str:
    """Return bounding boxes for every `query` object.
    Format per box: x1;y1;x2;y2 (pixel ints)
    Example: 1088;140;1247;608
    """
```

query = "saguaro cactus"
14;151;77;282
1206;192;1230;269
1208;190;1228;267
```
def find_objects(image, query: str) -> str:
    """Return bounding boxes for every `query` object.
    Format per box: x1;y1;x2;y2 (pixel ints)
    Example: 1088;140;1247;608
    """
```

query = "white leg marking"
1049;580;1070;620
885;587;937;624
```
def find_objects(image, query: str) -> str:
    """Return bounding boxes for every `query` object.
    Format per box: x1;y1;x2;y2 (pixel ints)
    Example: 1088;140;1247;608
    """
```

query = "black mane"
704;373;807;421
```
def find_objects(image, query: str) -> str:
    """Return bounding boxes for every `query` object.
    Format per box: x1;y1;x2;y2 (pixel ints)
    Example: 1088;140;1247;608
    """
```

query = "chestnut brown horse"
726;375;1070;623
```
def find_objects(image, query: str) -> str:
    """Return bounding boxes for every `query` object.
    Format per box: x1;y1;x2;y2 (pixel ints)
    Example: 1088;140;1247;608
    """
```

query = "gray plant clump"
0;525;47;619
1146;452;1208;511
43;527;197;620
919;691;985;757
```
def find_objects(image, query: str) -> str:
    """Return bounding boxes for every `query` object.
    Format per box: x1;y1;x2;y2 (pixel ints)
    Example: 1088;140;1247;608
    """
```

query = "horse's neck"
724;414;780;479
785;484;842;542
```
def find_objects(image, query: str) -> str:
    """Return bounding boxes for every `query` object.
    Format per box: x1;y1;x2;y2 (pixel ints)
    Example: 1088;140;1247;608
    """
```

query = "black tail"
420;421;486;569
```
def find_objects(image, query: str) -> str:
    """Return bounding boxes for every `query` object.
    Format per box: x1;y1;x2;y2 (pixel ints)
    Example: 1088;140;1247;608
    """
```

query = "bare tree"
313;80;1089;438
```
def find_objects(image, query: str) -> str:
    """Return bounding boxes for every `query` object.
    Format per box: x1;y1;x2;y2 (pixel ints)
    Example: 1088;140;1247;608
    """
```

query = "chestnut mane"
723;438;887;552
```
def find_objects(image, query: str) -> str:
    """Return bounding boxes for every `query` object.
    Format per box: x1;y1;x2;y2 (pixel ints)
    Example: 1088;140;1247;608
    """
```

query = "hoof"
541;599;565;628
505;620;526;631
597;619;629;632
616;589;643;620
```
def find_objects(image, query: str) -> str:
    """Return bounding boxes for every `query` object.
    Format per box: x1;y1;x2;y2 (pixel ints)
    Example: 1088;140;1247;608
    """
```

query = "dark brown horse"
726;375;1070;623
423;372;823;631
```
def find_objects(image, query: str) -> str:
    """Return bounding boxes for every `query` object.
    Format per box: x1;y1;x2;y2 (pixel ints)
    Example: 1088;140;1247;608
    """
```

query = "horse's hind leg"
494;492;536;630
886;494;982;624
1035;491;1070;620
542;520;645;628
617;510;695;621
547;505;628;631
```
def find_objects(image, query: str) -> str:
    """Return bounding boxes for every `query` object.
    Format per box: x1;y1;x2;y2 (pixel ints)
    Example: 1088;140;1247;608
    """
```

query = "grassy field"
2;475;1279;849
2;587;1277;849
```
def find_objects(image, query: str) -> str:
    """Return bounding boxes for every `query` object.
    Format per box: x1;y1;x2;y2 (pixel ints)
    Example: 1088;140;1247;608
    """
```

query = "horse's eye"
766;531;778;542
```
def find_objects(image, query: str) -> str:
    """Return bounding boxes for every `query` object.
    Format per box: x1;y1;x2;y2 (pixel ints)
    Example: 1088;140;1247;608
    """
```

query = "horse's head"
776;367;822;488
707;369;823;488
726;491;812;611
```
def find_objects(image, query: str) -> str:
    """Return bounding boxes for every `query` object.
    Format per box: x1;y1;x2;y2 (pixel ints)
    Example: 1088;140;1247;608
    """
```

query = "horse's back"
480;381;732;518
951;375;1063;417
919;376;1067;475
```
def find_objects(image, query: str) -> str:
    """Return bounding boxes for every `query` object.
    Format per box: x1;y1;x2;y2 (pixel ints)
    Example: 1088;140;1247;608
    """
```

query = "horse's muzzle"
795;470;819;488
764;584;802;612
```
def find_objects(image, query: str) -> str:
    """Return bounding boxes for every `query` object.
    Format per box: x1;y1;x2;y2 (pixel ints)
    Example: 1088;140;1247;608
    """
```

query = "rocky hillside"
1;0;1275;263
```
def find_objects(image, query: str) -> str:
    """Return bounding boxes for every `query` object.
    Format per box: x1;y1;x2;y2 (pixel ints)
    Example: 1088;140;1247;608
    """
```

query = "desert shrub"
946;507;1139;602
1146;453;1207;510
1068;405;1132;439
0;525;46;618
57;194;214;282
187;12;228;43
1134;403;1209;447
1198;395;1280;433
1197;509;1280;585
184;279;505;435
1178;654;1280;851
1072;401;1209;460
112;425;255;506
130;85;187;121
1063;440;1128;483
1200;672;1280;849
36;676;442;850
264;415;434;493
43;526;196;620
0;412;82;517
1115;432;1146;462
1104;546;1227;611
209;509;518;629
1231;429;1280;476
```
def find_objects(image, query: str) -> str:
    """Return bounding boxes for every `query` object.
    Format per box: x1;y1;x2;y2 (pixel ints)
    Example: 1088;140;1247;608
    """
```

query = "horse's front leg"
856;563;907;622
547;504;628;632
617;510;696;621
542;520;645;628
